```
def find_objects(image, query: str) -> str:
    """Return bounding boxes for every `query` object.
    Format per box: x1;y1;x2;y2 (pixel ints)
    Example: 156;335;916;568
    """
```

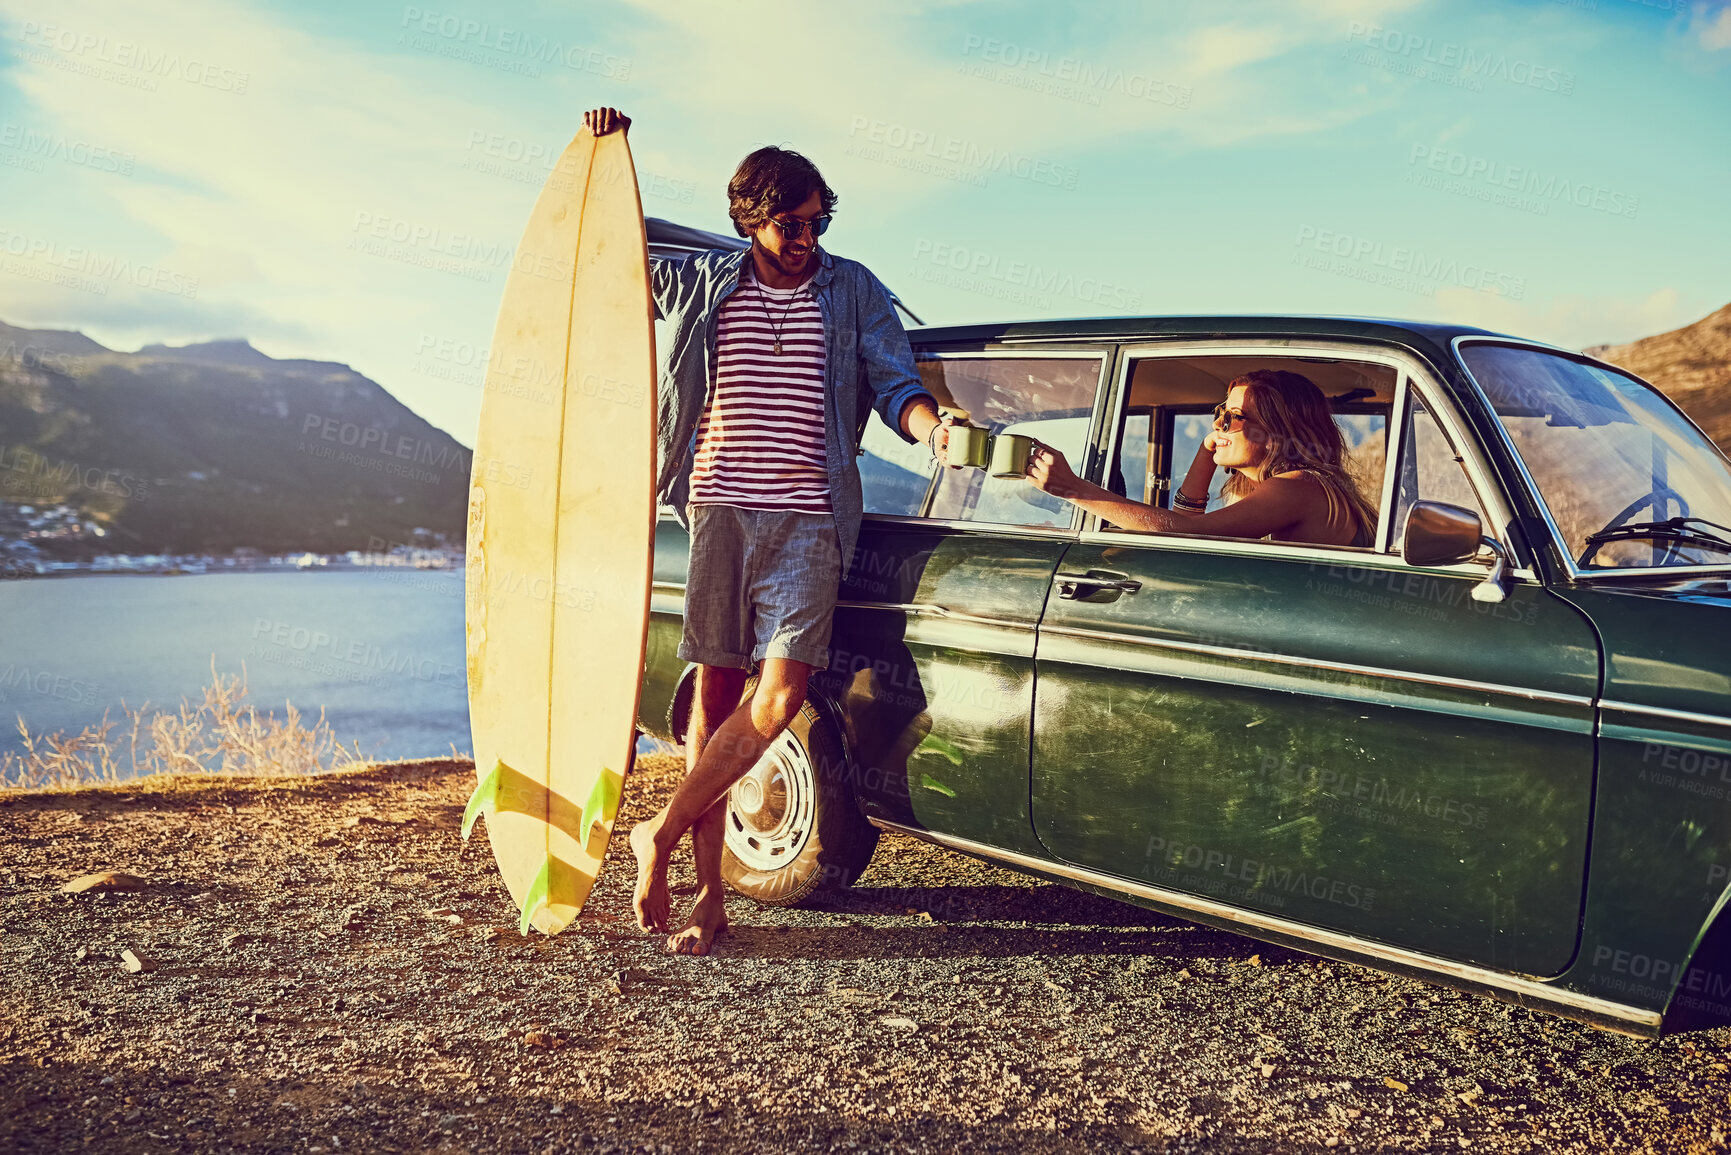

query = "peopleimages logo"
350;211;511;265
300;414;469;472
0;340;86;376
1591;944;1680;1000
460;131;697;203
1407;145;1638;219
398;7;632;80
846;117;1080;190
0;443;150;501
910;238;1142;311
0;226;200;299
1143;834;1377;912
16;20;252;94
957;34;1193;109
0;123;135;176
1345;21;1576;95
1252;754;1491;830
1638;740;1731;801
0;663;103;707
1293;225;1526;299
248;618;463;689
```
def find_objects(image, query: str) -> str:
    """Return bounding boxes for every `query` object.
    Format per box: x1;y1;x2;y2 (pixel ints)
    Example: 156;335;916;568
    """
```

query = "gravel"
2;755;1727;1153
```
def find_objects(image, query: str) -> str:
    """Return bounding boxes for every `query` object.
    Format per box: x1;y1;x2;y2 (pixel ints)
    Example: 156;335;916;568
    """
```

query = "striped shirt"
688;273;830;513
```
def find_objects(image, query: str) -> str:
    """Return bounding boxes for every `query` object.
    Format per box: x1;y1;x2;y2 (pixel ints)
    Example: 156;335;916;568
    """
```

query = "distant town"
0;499;461;579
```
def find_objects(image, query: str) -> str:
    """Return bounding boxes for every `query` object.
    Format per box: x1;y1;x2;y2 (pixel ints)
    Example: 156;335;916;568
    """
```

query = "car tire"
719;690;879;907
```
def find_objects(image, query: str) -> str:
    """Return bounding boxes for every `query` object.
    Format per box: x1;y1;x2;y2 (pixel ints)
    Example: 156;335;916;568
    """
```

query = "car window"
944;414;1092;526
1110;409;1153;502
1389;396;1490;555
1157;409;1385;517
917;355;1103;528
1460;344;1731;569
859;417;935;517
1108;354;1395;547
1337;412;1388;512
1169;410;1230;509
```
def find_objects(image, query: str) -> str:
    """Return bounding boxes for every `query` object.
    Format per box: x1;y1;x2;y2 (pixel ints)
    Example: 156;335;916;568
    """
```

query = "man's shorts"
677;505;840;671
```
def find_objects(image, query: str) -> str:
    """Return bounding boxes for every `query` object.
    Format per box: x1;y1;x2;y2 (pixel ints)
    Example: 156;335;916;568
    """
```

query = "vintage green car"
635;312;1731;1039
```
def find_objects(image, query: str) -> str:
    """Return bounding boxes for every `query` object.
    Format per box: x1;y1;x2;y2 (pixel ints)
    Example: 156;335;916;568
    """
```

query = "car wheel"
720;692;879;906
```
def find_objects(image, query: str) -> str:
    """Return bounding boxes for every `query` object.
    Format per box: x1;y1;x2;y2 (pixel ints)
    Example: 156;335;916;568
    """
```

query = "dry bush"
1;664;362;790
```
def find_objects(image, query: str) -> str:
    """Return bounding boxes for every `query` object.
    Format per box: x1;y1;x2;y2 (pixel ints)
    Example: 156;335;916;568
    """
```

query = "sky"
0;0;1727;445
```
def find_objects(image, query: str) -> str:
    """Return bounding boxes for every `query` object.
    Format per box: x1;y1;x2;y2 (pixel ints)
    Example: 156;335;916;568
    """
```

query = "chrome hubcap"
724;730;815;871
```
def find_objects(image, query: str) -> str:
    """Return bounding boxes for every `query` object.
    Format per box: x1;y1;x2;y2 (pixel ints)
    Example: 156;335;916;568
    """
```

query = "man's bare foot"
629;818;670;934
667;891;728;956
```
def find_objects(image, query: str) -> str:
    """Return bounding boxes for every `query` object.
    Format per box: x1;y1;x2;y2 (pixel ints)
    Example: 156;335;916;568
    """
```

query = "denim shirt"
650;245;934;567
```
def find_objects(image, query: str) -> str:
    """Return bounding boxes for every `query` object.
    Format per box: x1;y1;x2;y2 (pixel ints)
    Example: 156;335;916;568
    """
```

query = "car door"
818;346;1108;858
1029;341;1600;977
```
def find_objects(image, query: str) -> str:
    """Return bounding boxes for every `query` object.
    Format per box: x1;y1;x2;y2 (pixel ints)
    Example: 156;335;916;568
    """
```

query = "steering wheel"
1579;486;1689;566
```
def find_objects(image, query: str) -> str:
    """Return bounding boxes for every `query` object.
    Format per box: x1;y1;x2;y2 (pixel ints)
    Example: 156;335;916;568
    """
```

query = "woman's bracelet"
926;422;943;458
1172;489;1207;511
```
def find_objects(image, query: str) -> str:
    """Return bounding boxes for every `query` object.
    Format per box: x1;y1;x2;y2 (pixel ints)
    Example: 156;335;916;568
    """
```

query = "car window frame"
861;343;1115;539
1085;339;1536;583
1388;381;1499;560
1453;334;1731;582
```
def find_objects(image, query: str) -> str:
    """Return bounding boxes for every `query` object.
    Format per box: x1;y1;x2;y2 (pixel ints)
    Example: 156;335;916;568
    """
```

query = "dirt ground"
3;756;1729;1154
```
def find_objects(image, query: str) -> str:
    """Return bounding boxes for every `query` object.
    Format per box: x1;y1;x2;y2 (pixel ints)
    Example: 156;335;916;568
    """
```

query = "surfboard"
461;126;656;936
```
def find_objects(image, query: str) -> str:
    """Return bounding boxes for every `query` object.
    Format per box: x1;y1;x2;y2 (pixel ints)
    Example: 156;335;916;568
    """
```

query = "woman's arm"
1171;438;1220;511
1027;442;1315;539
1026;441;1214;531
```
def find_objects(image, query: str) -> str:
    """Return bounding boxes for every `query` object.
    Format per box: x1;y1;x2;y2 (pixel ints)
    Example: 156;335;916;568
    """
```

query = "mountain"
1589;303;1731;455
0;320;469;556
133;338;279;367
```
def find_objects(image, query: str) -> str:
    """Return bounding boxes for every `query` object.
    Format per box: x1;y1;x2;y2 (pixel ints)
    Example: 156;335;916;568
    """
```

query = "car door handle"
1054;571;1142;600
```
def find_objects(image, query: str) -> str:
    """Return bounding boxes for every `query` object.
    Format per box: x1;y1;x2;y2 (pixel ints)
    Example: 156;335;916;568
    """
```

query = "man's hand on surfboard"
582;107;631;136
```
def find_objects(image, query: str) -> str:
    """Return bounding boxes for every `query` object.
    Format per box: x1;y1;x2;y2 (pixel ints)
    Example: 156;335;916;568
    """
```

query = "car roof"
642;220;1531;357
905;314;1534;360
646;216;743;262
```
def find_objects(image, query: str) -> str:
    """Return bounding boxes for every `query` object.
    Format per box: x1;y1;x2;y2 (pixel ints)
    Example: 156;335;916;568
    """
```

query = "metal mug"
949;425;991;469
989;433;1033;479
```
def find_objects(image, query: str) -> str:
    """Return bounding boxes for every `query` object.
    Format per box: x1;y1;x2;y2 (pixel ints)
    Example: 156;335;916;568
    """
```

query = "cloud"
18;0;1716;449
4;0;1432;331
5;0;518;317
1697;2;1731;51
1181;23;1291;77
613;0;1428;168
0;0;577;433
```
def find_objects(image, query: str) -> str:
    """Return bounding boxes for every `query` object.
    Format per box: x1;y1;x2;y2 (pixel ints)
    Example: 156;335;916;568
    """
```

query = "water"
0;569;471;765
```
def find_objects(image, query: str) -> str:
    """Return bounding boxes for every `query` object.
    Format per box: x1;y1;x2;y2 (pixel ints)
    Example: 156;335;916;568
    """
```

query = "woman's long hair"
1221;369;1379;541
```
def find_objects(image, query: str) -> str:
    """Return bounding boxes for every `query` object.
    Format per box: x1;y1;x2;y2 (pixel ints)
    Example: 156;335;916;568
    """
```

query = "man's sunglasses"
1212;403;1252;431
768;215;832;241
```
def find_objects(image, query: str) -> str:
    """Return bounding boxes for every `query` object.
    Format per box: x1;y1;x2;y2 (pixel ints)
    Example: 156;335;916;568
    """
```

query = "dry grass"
0;663;361;791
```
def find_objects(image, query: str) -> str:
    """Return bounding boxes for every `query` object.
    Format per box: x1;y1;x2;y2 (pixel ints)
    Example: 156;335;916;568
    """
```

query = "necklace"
755;272;801;356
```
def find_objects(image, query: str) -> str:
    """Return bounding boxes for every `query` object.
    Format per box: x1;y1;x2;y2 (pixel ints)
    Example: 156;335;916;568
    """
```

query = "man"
581;108;951;955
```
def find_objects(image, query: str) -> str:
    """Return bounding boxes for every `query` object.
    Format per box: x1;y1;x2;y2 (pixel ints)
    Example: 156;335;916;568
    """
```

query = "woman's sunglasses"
1212;403;1252;431
768;215;832;241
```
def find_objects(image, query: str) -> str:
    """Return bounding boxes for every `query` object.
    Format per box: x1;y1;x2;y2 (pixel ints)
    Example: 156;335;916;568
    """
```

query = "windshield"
1459;343;1731;570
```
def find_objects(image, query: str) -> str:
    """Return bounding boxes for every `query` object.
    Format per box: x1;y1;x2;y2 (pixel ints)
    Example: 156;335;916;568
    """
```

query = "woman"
1026;369;1377;547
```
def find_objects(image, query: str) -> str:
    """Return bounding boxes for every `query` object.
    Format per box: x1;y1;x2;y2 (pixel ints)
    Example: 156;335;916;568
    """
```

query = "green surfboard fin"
579;766;622;839
519;857;552;937
462;759;506;841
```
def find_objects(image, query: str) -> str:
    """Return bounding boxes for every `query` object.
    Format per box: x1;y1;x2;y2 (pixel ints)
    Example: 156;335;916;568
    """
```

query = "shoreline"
1;560;466;583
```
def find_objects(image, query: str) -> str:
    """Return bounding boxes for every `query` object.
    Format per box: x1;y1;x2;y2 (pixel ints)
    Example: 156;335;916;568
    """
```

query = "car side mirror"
1401;500;1512;603
1402;501;1482;566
